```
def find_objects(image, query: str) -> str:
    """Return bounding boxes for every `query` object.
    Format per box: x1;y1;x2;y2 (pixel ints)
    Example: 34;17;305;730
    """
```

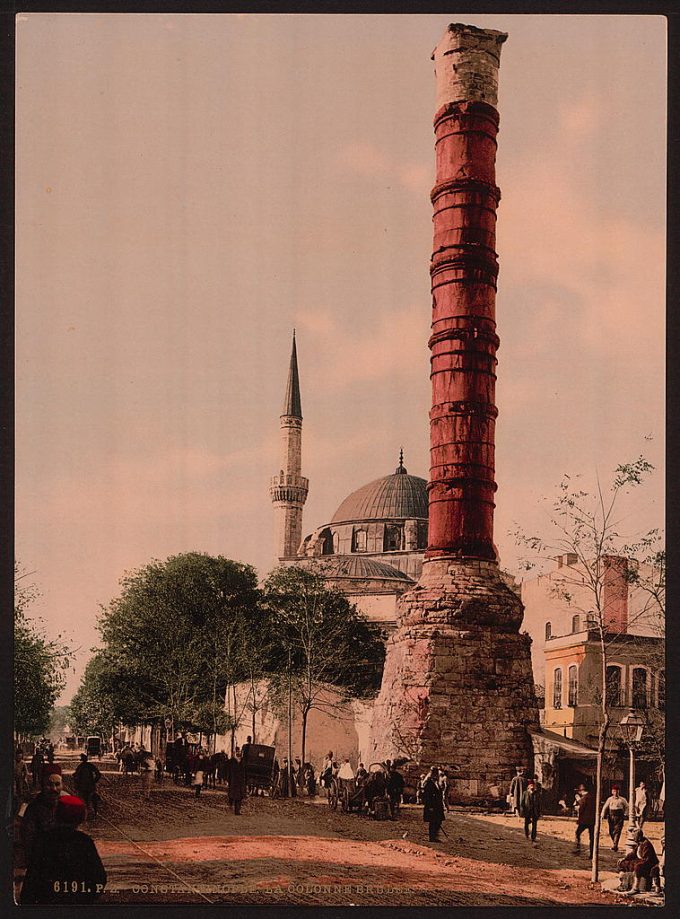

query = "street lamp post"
619;710;644;825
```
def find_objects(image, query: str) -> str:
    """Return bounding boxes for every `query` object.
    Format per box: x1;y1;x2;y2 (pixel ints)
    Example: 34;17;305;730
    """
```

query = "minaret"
270;332;309;560
368;24;538;799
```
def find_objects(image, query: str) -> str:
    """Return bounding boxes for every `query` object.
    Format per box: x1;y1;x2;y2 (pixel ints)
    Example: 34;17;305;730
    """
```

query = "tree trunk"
592;638;610;883
301;708;308;772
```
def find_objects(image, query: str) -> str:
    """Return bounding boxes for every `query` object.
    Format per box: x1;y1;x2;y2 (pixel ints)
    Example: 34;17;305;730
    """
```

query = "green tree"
14;566;73;737
263;566;385;769
95;552;261;738
68;650;145;737
513;456;660;882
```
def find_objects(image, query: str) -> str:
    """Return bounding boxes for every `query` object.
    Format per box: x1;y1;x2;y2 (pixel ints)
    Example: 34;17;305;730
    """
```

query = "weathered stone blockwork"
368;559;538;798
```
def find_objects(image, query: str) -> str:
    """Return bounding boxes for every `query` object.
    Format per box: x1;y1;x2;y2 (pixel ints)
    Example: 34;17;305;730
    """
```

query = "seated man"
616;828;659;895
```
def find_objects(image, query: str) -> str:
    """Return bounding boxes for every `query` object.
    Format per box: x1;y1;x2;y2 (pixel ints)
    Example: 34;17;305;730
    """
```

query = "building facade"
543;630;664;748
270;337;428;632
521;553;663;687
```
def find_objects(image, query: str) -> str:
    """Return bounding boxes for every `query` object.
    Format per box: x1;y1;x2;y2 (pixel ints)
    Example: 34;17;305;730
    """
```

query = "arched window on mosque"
571;614;580;633
384;525;403;552
332;531;339;554
545;621;552;640
353;528;367;552
320;529;333;556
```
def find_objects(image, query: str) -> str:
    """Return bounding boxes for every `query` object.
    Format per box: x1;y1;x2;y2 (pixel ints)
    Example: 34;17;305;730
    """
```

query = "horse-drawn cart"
327;763;391;818
242;743;276;795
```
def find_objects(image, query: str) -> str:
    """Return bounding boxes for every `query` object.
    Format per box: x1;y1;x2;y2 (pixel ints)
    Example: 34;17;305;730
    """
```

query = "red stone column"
426;25;507;562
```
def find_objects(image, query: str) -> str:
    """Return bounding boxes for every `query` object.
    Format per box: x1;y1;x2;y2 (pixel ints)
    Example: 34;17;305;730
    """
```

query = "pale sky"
15;13;666;701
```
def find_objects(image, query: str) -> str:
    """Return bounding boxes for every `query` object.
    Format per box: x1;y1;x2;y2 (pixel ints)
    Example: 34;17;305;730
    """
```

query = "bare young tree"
263;566;385;769
513;457;661;881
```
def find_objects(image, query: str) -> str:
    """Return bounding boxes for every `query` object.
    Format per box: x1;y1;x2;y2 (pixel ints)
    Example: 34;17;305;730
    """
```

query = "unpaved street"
38;757;660;907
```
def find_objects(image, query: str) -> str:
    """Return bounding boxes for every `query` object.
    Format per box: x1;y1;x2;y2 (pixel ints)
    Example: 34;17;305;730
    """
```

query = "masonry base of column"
367;558;539;802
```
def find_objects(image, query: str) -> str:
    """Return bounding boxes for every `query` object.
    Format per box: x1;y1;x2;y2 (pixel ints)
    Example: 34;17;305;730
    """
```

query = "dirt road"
47;762;657;906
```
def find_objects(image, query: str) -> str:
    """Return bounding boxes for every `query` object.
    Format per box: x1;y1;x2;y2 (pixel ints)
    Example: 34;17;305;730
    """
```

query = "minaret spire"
270;332;309;560
282;329;302;418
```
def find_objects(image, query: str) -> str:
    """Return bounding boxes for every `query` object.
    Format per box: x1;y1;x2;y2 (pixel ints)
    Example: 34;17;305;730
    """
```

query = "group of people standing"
16;759;107;904
275;756;317;797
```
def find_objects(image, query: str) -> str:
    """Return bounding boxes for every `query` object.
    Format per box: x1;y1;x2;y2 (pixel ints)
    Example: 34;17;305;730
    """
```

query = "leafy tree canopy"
95;552;262;727
14;565;73;737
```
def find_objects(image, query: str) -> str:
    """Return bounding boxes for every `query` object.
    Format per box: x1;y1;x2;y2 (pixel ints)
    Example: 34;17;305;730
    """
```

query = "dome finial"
396;448;407;475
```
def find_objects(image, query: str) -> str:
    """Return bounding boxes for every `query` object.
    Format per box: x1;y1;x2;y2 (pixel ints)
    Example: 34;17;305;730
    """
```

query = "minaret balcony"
269;474;309;505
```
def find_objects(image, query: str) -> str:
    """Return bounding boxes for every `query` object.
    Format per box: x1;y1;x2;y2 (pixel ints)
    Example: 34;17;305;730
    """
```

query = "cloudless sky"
15;13;666;700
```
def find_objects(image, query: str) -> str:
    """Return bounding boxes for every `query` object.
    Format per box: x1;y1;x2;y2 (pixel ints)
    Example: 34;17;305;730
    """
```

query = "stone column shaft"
426;24;507;562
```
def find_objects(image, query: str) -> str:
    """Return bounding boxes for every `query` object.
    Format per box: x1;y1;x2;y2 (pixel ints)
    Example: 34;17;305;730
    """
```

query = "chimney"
602;555;629;634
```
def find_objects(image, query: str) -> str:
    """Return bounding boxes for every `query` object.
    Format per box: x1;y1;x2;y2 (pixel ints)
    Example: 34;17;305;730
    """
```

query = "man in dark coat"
21;765;65;866
422;767;445;842
387;765;405;819
73;754;102;819
521;780;542;844
573;783;596;857
30;748;44;788
509;766;526;817
20;795;106;904
617;828;660;895
228;750;247;815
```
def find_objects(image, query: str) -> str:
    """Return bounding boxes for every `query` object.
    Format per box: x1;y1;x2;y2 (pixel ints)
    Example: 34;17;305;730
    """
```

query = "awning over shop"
529;728;598;759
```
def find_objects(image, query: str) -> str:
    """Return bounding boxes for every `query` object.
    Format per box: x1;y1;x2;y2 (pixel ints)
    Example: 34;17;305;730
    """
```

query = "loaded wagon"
242;743;276;795
328;763;391;818
86;736;102;758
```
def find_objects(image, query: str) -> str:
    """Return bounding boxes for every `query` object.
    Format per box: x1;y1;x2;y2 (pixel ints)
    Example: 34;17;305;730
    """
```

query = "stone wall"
367;559;540;801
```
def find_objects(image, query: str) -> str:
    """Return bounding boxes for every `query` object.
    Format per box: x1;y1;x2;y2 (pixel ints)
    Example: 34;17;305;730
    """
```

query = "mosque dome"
313;556;414;584
330;453;428;524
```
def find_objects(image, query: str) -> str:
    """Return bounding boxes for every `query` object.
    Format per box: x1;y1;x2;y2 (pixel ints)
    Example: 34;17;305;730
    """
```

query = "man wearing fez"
20;795;106;904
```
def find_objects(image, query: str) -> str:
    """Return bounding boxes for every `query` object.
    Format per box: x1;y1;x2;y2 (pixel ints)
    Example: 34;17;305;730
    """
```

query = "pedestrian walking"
509;766;527;817
422;766;445;842
279;758;290;797
634;781;650;829
521;780;542;846
438;769;450;812
295;757;304;791
14;750;29;805
387;764;405;819
192;758;205;798
20;766;65;867
228;750;246;814
30;748;44;788
138;748;154;800
601;785;628;851
356;763;368;787
20;795;106;904
321;753;334;798
73;754;102;819
572;783;595;857
303;763;317;797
